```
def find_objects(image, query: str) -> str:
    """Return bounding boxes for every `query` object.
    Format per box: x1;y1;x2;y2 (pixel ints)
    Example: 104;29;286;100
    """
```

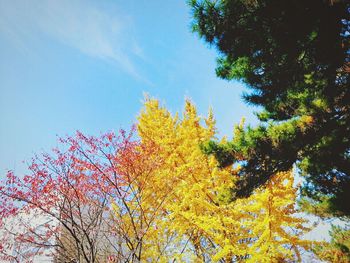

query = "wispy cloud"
0;0;148;82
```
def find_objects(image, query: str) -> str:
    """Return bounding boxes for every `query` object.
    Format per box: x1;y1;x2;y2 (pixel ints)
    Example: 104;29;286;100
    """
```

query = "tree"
137;98;242;261
189;0;350;216
0;129;170;262
137;97;313;262
238;171;312;262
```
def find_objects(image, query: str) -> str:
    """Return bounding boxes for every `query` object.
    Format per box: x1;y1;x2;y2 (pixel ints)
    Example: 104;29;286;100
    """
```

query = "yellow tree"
137;98;245;261
136;97;314;262
234;171;313;262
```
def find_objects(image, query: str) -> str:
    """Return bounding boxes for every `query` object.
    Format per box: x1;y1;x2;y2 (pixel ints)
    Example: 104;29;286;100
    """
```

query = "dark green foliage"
190;0;350;216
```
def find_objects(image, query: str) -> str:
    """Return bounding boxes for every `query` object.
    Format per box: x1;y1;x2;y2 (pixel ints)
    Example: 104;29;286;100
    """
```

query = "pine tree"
189;0;350;216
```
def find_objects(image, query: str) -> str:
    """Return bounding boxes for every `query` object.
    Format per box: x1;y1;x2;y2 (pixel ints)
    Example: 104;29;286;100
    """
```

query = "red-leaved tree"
0;127;164;263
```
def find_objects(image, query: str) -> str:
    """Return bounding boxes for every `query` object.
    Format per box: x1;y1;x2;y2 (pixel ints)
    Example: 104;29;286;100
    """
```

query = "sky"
0;0;258;176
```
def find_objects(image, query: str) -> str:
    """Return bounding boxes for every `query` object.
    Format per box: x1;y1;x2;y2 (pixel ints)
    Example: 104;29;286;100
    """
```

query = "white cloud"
0;0;147;81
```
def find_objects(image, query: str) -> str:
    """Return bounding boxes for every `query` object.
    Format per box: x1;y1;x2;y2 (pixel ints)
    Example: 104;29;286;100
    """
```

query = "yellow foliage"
236;171;313;262
115;97;314;262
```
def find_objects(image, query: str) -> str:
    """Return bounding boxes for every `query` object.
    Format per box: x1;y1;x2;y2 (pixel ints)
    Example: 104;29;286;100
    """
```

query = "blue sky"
0;0;258;175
